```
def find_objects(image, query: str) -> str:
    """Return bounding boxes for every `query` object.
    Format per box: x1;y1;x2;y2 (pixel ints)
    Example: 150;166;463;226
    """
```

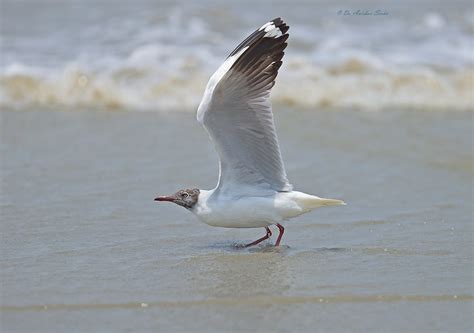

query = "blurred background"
1;0;473;112
1;1;473;332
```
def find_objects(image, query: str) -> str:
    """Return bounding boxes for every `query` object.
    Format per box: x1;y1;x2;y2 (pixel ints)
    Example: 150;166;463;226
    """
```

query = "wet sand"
1;108;473;332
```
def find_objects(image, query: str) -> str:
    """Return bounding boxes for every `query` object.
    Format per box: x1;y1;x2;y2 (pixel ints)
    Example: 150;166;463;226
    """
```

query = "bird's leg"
275;223;285;246
244;227;272;247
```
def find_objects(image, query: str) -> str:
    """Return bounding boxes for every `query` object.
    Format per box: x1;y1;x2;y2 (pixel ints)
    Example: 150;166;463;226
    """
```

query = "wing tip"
271;17;290;34
258;18;290;38
228;18;289;58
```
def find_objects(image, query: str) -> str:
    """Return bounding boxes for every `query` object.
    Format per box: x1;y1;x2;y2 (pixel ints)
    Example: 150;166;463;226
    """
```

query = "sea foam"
1;2;473;111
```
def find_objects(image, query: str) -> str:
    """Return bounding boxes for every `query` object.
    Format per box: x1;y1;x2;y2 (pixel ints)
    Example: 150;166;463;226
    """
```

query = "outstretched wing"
197;18;292;196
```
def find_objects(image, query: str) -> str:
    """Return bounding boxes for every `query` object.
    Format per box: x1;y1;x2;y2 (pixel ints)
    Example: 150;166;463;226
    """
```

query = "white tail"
294;192;346;211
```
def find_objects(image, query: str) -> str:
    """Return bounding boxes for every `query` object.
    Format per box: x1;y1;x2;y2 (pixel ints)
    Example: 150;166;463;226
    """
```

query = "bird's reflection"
183;245;292;299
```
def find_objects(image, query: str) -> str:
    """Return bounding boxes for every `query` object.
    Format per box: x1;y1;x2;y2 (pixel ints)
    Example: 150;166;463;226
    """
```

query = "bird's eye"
182;193;189;198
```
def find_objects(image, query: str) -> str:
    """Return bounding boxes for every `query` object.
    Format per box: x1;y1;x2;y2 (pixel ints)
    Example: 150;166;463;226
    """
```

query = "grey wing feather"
197;18;292;195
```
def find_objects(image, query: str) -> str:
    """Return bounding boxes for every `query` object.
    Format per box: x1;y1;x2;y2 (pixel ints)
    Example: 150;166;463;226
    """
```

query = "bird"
155;18;345;247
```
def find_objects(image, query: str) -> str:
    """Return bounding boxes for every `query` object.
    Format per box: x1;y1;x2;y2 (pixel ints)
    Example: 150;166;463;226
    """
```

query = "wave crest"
1;58;472;112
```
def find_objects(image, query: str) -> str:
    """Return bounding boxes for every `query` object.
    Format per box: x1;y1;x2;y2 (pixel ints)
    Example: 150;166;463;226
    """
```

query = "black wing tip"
229;18;290;78
269;17;290;34
227;18;289;58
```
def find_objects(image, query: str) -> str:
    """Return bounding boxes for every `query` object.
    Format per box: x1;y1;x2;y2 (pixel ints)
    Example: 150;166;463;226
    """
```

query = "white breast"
191;190;306;228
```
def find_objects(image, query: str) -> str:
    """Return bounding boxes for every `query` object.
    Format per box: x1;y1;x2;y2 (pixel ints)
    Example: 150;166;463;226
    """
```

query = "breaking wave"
2;58;472;111
1;2;473;112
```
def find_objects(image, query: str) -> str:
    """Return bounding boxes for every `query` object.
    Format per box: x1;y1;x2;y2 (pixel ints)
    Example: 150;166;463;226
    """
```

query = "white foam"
423;13;446;30
1;8;472;112
1;57;471;112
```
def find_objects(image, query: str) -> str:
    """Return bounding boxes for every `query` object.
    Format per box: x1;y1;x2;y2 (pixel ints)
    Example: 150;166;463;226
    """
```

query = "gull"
155;18;345;247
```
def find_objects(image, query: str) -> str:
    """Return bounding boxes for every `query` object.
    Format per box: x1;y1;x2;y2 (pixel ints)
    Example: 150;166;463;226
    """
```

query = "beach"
1;0;473;332
2;107;472;332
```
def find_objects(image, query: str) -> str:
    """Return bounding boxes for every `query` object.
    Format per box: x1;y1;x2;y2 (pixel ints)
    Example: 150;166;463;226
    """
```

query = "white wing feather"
197;18;292;196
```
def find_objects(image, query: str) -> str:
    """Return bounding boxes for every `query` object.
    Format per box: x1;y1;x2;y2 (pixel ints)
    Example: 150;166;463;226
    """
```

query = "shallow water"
1;108;472;332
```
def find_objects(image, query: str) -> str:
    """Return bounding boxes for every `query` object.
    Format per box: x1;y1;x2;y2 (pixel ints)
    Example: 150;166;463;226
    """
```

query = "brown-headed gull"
155;18;345;247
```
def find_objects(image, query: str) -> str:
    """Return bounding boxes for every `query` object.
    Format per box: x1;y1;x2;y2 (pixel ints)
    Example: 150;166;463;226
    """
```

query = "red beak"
154;195;176;202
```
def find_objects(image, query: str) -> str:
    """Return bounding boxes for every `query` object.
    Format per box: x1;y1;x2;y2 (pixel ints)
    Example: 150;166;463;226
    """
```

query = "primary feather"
197;18;292;197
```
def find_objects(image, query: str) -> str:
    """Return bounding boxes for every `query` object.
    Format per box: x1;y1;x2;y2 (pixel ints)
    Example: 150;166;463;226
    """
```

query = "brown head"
154;188;200;209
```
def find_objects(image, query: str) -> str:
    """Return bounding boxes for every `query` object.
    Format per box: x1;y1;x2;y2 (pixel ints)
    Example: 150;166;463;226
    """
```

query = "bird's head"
154;188;200;209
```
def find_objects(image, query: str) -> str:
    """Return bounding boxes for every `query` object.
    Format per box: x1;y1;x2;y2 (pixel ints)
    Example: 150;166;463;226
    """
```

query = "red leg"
244;227;272;247
275;223;285;246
